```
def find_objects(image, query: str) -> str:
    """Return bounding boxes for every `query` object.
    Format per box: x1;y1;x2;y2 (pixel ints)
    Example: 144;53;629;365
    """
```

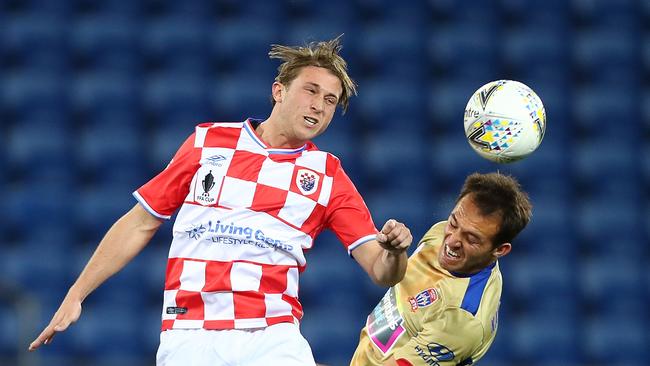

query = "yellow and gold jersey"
351;222;502;366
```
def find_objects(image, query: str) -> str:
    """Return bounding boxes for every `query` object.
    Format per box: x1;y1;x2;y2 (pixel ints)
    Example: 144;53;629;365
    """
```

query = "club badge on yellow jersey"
408;288;440;312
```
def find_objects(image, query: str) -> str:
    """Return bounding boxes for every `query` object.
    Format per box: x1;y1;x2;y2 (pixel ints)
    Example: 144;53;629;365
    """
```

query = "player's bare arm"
351;219;412;287
29;203;162;351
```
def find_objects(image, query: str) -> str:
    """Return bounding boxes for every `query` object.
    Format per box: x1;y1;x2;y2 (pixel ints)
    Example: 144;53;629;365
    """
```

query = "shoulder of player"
414;221;446;250
435;263;501;308
195;121;245;130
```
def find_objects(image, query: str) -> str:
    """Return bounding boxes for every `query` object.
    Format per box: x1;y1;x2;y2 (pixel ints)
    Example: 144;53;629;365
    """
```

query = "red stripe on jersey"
325;153;339;177
266;315;296;326
299;202;327;239
233;291;266;319
175;290;205;320
226;150;266;182
165;258;185;290
282;294;303;320
250;184;288;216
204;125;241;149
203;260;233;291
258;265;290;293
162;319;175;330
203;320;235;329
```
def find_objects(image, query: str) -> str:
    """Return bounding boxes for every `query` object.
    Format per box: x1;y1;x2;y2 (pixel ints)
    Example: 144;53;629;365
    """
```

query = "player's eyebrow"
452;212;486;242
305;82;339;102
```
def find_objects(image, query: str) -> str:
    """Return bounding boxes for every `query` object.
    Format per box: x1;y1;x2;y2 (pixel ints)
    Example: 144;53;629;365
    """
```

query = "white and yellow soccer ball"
463;80;546;163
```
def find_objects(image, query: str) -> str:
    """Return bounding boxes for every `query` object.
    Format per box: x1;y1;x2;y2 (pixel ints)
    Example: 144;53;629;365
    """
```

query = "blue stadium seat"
500;0;569;26
508;311;579;364
71;72;140;129
503;27;568;79
4;14;67;71
576;198;641;255
300;234;366;309
573;87;639;139
428;135;496;183
214;0;285;23
69;303;145;358
71;15;139;73
301;307;364;366
211;73;272;121
365;189;434;243
508;256;577;304
426;25;498;80
573;29;637;84
5;120;72;183
142;16;210;74
2;71;68;118
143;72;212;126
360;129;431;192
356;23;423;79
76;124;144;182
2;243;70;304
582;316;647;365
210;19;279;75
356;77;424;123
573;139;640;184
514;197;574;258
358;0;427;22
572;0;637;26
73;182;137;241
579;256;643;307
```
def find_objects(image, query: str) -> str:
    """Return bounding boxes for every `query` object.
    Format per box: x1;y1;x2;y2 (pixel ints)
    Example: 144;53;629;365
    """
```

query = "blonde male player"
351;173;532;366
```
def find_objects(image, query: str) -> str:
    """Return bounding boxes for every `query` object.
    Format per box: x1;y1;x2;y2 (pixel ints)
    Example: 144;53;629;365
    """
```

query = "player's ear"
493;242;511;259
272;82;284;103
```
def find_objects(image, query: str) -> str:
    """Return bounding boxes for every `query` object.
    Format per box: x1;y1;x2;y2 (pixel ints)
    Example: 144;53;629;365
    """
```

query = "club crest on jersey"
408;288;439;312
296;168;319;195
196;170;217;205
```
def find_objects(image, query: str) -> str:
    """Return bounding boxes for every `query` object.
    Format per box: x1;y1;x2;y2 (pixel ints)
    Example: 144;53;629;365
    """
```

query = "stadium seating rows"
1;1;648;365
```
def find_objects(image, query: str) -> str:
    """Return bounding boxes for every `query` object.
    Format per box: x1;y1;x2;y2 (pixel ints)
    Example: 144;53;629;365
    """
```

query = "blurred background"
1;0;648;365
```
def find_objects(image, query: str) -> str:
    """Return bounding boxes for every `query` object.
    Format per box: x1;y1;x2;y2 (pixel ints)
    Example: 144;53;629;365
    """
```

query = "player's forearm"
370;249;408;287
67;204;162;302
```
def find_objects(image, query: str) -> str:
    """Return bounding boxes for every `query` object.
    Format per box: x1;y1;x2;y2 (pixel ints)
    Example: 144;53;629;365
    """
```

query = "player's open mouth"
445;244;460;259
304;116;318;126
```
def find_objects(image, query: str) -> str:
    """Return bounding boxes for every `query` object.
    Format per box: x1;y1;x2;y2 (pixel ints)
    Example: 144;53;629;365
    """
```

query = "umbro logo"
204;155;227;167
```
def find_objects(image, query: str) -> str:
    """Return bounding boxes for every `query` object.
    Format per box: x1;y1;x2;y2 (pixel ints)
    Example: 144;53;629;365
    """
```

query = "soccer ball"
463;80;546;163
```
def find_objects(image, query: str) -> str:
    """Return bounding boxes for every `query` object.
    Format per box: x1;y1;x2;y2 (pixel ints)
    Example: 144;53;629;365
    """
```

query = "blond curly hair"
269;35;357;114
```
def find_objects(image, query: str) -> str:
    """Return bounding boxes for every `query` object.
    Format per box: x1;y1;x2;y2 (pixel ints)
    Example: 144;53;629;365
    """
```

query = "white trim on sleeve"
133;191;172;220
347;234;377;256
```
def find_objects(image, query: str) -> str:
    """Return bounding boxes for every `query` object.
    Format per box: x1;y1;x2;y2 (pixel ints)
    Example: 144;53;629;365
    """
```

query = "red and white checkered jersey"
134;119;378;330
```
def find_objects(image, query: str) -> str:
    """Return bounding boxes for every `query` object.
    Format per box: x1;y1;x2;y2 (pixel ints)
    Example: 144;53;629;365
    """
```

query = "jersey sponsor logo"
184;220;294;251
196;170;217;205
296;168;319;195
204;154;227;167
414;342;455;365
186;223;207;240
367;287;406;354
408;288;439;312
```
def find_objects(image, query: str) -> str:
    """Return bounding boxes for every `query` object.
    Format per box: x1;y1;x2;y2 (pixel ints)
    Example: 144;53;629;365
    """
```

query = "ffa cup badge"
296;168;319;195
196;170;217;205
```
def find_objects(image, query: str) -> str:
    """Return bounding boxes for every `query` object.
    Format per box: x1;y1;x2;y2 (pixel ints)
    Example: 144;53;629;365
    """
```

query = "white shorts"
155;323;316;366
